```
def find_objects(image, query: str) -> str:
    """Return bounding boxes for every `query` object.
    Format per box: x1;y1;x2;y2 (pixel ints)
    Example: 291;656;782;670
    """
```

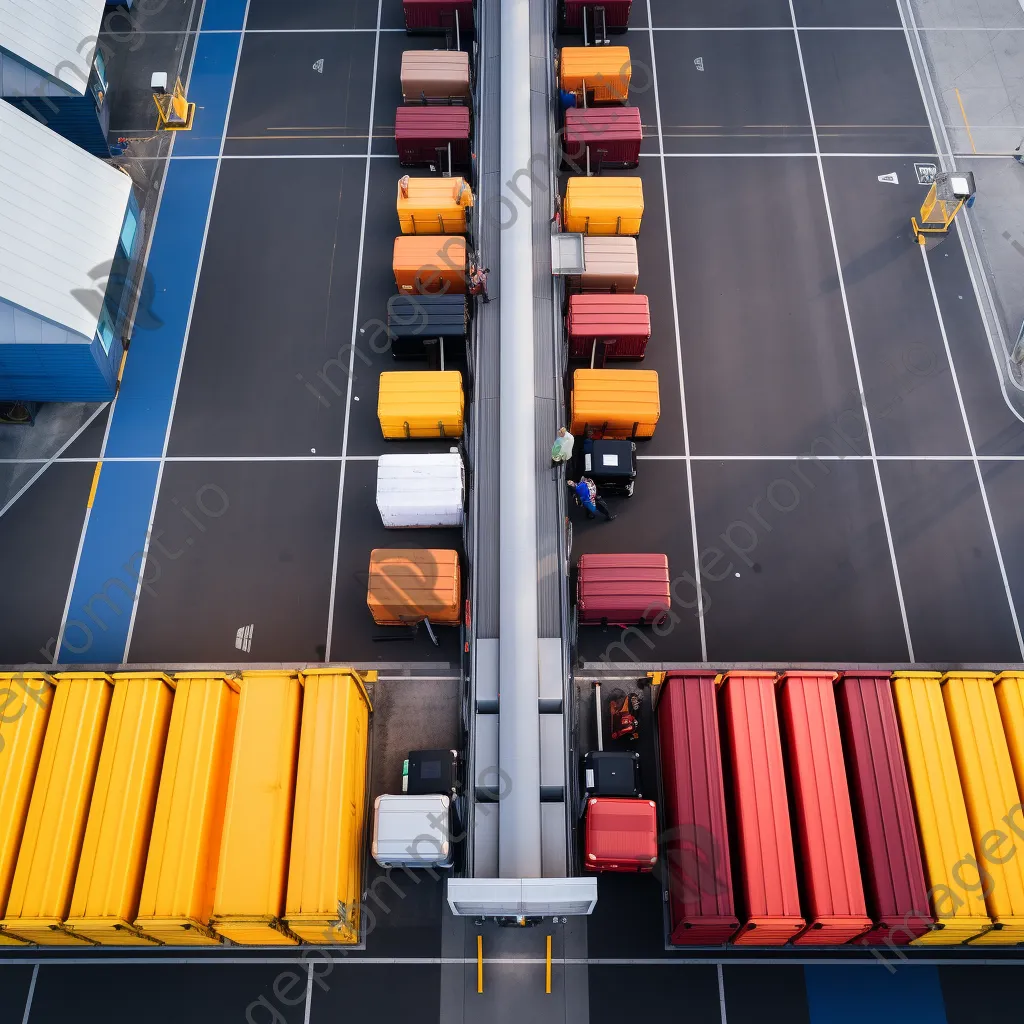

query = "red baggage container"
658;672;739;945
403;0;474;34
584;797;658;872
836;673;933;946
719;671;805;945
563;107;642;170
561;0;632;32
395;107;471;168
567;294;651;361
576;553;670;627
778;672;872;945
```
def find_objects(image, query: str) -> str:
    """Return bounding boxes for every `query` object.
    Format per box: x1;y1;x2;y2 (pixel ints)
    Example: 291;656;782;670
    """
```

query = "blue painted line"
171;31;242;158
804;965;948;1024
199;0;248;31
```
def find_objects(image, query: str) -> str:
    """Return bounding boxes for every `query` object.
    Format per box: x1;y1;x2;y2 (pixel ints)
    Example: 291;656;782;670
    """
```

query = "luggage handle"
438;420;446;438
403;420;411;438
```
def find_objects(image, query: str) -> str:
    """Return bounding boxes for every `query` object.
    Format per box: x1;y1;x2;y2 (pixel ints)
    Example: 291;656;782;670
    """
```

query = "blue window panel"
200;0;248;31
119;205;138;258
804;965;947;1024
171;31;242;158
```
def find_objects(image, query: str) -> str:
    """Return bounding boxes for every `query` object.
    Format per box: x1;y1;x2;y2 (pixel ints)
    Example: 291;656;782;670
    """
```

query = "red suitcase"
577;552;670;627
563;107;642;170
584;797;658;872
568;294;651;361
561;0;632;32
403;0;474;35
395;107;471;168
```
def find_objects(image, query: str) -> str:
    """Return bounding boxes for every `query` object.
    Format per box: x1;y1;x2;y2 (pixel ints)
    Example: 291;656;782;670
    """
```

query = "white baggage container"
372;794;453;869
376;452;465;528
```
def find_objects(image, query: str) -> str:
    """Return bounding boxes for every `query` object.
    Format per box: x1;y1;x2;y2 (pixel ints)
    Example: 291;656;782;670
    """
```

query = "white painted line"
20;964;38;1024
324;0;384;663
302;961;314;1024
647;0;707;662
636;454;1024;461
717;963;728;1024
789;0;915;662
920;247;1024;656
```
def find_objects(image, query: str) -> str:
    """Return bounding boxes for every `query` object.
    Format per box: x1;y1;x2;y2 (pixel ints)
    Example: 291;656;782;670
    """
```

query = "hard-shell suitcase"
582;438;636;496
378;370;464;439
584;798;658;872
393;236;467;295
400;50;471;104
367;548;461;626
403;0;474;36
568;293;651;361
395;107;471;168
386;294;468;359
561;0;632;32
563;107;642;170
576;552;670;627
563;176;644;236
376;452;465;528
569;236;638;293
560;46;631;104
397;176;474;235
404;748;460;796
570;368;660;438
583;750;641;797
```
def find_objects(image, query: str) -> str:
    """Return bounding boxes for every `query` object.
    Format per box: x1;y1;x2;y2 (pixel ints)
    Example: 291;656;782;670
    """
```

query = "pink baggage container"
577;553;670;627
563;107;642;170
568;294;651;361
395;107;471;168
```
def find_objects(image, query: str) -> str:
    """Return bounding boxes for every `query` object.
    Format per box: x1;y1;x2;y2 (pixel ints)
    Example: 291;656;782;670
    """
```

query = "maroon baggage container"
563;107;642;170
561;0;632;32
403;0;474;35
658;673;740;945
576;552;670;627
568;294;651;361
395;107;471;168
836;673;934;946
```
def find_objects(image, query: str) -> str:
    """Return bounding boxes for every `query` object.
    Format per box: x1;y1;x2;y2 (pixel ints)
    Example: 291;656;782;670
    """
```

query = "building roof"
0;100;132;341
0;0;106;96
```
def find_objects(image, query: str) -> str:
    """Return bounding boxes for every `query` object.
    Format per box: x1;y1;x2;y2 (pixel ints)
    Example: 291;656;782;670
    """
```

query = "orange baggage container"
396;176;474;235
994;672;1024;807
570;368;660;439
718;671;804;945
393;235;467;294
367;548;461;626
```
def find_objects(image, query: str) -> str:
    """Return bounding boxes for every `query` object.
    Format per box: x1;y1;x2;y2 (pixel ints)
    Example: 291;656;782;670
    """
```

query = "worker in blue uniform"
567;477;616;520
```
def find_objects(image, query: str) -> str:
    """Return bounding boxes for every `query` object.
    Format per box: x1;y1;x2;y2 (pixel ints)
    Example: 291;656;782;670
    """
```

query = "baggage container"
995;671;1024;800
396;106;471;168
584;797;657;872
376;452;465;528
563;107;642;170
134;673;239;946
403;0;473;36
397;176;473;235
393;235;467;295
568;294;651;361
570;368;660;439
563;176;644;235
892;672;993;944
0;673;113;945
560;46;631;104
378;370;464;439
576;552;670;627
64;674;175;946
836;673;932;946
718;671;804;945
405;748;460;796
561;0;632;32
657;672;739;945
373;794;454;869
777;672;871;945
0;673;54;946
387;293;468;359
285;668;372;944
367;548;462;626
401;50;471;103
571;236;639;294
941;672;1024;945
582;438;636;496
211;672;302;946
583;750;641;797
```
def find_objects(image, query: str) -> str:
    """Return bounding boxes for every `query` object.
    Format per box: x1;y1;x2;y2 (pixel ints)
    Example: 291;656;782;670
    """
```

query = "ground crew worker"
399;174;410;199
468;264;490;303
551;426;574;464
567;477;616;520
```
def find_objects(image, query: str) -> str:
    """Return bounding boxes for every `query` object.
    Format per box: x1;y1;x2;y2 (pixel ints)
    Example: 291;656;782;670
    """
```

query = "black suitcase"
387;294;468;359
404;748;461;796
583;750;641;797
583;438;637;497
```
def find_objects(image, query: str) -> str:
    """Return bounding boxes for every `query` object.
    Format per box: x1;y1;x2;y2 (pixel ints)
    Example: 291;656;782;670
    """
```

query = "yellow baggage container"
0;673;113;945
285;668;373;944
942;672;1024;944
570;369;660;439
892;672;993;945
995;672;1024;801
563;176;644;236
378;370;464;439
367;549;462;627
134;673;239;946
63;674;175;946
397;176;474;235
211;672;302;945
0;673;54;946
560;46;631;104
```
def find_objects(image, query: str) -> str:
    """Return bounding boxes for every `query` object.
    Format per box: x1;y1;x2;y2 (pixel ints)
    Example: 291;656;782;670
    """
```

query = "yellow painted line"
955;88;977;154
477;935;483;994
545;935;552;994
87;462;103;509
117;348;129;383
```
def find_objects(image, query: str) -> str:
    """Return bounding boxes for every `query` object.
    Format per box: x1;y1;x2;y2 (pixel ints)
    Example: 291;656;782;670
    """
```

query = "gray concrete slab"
247;0;397;33
980;458;1024;639
723;965;811;1024
309;964;441;1023
0;964;32;1024
794;0;902;27
588;964;721;1024
648;0;790;28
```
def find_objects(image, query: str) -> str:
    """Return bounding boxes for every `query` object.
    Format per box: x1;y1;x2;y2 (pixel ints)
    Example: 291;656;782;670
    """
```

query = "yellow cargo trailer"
63;674;175;946
559;46;631;104
995;672;1024;801
378;371;464;439
0;673;114;945
0;673;54;946
563;177;644;236
211;672;303;945
134;673;239;945
570;369;660;439
286;668;374;944
397;176;474;235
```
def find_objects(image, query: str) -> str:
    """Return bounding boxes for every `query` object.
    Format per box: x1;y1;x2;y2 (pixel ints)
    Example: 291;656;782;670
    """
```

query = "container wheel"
625;481;634;497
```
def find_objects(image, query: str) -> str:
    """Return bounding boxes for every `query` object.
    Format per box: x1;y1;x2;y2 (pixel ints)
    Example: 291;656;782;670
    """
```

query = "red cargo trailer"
403;0;474;36
395;107;471;169
836;673;933;945
584;797;658;872
658;672;739;945
576;553;670;627
568;294;651;361
778;672;872;945
563;107;642;170
561;0;632;32
719;671;805;945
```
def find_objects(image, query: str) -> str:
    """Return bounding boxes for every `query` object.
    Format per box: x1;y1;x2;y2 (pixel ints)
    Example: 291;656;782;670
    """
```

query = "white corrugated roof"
0;100;132;341
0;0;106;96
